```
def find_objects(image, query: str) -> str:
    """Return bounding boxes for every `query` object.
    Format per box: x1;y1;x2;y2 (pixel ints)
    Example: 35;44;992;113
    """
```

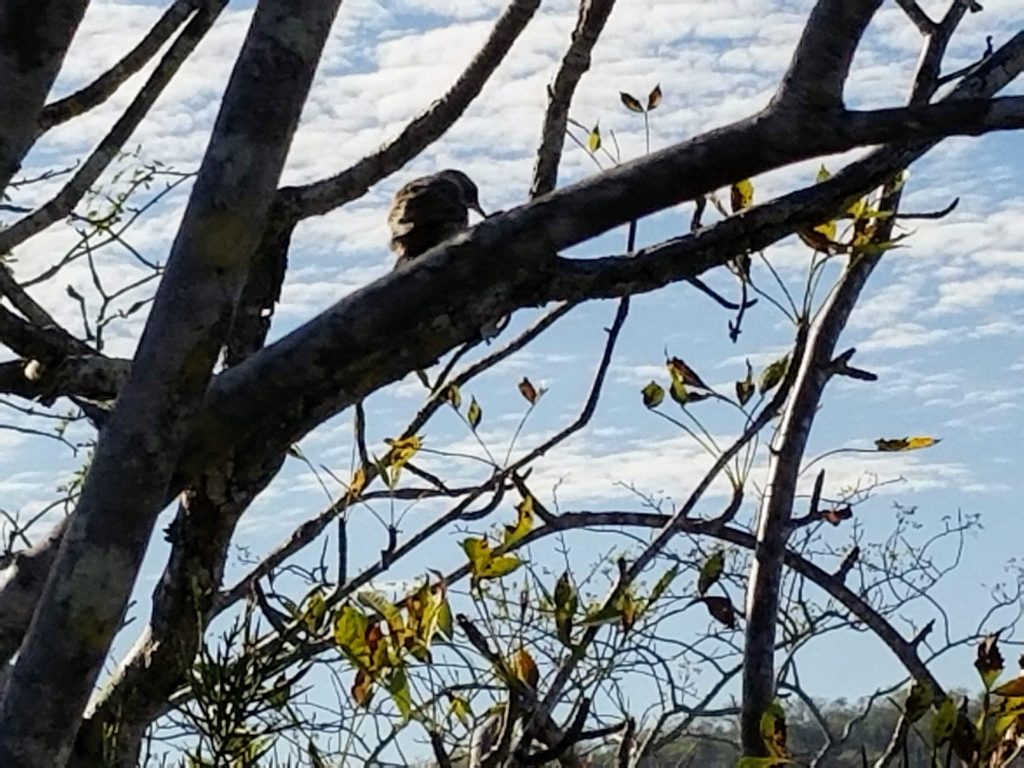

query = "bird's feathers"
388;171;481;266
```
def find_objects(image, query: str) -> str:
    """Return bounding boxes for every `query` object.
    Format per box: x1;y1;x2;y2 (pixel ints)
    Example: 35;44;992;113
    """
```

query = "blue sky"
2;0;1024;757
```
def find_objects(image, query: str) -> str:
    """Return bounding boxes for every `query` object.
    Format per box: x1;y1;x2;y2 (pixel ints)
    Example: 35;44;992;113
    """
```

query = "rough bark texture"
0;0;342;763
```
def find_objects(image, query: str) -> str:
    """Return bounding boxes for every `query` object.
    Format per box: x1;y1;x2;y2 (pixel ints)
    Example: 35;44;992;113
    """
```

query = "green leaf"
333;604;370;666
642;381;664;408
266;673;291;710
904;679;934;723
648;564;679;607
436;598;454;640
697;551;725;596
387;666;413;721
758;355;789;395
932;696;957;744
620;91;644;113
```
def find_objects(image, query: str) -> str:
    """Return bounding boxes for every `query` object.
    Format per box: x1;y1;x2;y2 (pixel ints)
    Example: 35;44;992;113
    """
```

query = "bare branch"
280;0;542;219
530;0;617;198
36;0;199;133
0;1;226;255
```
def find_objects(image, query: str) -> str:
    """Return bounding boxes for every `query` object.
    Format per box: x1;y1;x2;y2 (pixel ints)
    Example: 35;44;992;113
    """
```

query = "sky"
2;0;1024;760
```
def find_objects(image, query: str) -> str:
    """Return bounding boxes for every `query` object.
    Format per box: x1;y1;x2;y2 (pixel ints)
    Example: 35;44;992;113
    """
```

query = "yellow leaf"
467;397;482;430
814;219;837;242
730;179;754;213
303;590;328;633
619;590;638;632
816;164;831;183
348;467;366;499
875;436;941;452
641;381;664;409
587;123;601;153
448;694;472;726
478;554;522;580
384;435;422;485
446;383;462;410
461;536;522;580
503;495;534;546
461;537;491;569
760;700;788;759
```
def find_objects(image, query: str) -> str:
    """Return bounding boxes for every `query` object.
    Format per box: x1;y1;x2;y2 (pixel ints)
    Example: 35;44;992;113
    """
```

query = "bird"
388;169;486;269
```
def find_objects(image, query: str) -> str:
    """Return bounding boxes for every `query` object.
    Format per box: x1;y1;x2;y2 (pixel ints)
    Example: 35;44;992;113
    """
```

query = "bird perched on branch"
388;169;486;268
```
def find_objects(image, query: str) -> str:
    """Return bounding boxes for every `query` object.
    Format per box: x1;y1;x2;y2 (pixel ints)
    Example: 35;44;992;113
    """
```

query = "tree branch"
0;0;90;192
0;1;343;763
772;0;883;111
530;0;617;197
36;0;199;133
223;0;541;365
0;0;225;255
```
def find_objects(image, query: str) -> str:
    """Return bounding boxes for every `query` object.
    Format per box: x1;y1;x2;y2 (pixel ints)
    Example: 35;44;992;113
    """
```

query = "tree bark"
0;1;342;764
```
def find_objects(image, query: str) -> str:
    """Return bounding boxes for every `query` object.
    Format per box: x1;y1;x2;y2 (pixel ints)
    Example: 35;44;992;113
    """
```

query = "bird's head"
439;168;486;217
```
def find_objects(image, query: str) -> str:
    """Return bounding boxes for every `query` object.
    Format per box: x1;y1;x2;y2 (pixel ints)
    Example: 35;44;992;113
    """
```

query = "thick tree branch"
530;0;617;197
0;0;91;192
224;0;540;364
0;0;342;763
740;9;989;754
772;0;882;111
74;452;284;768
36;0;199;133
895;0;935;35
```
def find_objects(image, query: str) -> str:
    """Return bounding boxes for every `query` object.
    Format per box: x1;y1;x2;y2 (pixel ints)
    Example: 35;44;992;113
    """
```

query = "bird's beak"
471;202;488;218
